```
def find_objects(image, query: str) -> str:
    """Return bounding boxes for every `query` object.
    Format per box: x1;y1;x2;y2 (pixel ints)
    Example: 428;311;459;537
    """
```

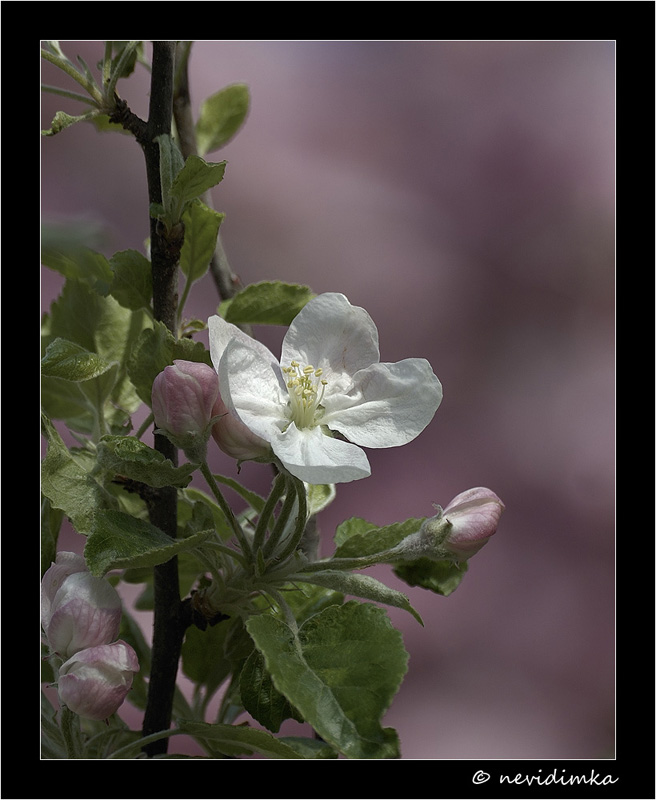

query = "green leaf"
220;281;315;326
276;582;343;625
41;240;112;296
196;83;250;156
41;414;113;534
334;516;425;559
278;736;338;759
306;483;336;516
179;202;224;283
293;572;422;625
41;338;114;381
40;365;123;435
393;558;469;597
169;155;226;209
41;692;66;759
90;114;132;135
42;109;101;137
240;648;302;733
154;134;186;217
181;487;234;541
121;548;209;614
127;320;212;405
246;601;407;759
174;721;304;759
41;496;64;577
106;40;142;81
109;250;152;311
181;619;233;700
84;509;212;576
42;279;146;432
96;435;197;488
212;473;266;515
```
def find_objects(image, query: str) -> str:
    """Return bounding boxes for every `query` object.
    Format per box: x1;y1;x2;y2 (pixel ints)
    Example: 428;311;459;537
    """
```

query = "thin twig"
172;41;247;306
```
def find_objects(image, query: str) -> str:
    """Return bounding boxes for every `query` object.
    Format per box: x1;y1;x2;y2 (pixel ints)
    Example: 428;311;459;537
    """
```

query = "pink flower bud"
57;640;140;721
42;558;122;659
41;552;88;625
441;487;505;559
211;392;272;464
152;360;220;462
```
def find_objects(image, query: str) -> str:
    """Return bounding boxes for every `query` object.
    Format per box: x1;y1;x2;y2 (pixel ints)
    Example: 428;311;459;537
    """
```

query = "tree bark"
139;41;185;757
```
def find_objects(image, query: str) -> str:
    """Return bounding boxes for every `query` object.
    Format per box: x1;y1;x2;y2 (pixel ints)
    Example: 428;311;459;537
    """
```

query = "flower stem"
252;471;286;555
270;474;308;564
295;548;401;574
200;461;252;561
135;411;154;440
60;706;82;758
262;480;298;561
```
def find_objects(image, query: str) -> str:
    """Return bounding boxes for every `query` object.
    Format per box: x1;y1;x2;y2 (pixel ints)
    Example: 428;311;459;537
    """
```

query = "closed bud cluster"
42;552;139;721
152;359;221;463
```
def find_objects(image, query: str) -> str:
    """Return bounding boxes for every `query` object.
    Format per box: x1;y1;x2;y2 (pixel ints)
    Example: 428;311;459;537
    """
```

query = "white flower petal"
270;423;371;484
218;339;288;442
322;359;443;447
281;293;379;389
208;314;276;374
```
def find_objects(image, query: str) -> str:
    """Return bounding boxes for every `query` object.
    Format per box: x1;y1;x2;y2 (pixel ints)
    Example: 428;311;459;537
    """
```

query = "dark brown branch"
137;41;187;758
108;96;148;145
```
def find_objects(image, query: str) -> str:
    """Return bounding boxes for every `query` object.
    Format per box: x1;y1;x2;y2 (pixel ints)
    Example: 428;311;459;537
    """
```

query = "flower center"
282;361;328;429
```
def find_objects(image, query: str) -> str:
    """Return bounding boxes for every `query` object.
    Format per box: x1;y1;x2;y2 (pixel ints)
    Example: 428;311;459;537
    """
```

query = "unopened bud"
439;487;505;559
391;487;504;564
152;360;220;462
57;640;140;721
41;555;122;659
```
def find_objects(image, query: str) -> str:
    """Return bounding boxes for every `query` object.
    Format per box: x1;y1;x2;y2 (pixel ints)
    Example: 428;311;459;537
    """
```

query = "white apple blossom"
208;292;442;484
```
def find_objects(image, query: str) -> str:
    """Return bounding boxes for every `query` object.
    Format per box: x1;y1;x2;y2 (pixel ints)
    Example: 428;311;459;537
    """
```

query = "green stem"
60;706;82;758
177;276;191;328
104;41;141;101
293;547;402;575
264;587;300;639
252;472;286;554
41;48;103;105
40;84;98;105
262;478;298;560
108;728;176;759
200;462;252;560
135;411;154;440
102;41;113;86
270;475;308;564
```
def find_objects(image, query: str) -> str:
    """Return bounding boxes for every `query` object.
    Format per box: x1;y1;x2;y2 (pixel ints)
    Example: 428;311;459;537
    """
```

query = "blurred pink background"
41;41;615;760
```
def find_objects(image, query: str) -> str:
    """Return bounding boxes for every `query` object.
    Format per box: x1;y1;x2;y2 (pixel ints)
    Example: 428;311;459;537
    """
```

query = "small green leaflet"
219;281;315;326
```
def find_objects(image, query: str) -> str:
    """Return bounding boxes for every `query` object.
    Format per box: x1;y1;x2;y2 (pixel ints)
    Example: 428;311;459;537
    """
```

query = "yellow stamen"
283;361;328;429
